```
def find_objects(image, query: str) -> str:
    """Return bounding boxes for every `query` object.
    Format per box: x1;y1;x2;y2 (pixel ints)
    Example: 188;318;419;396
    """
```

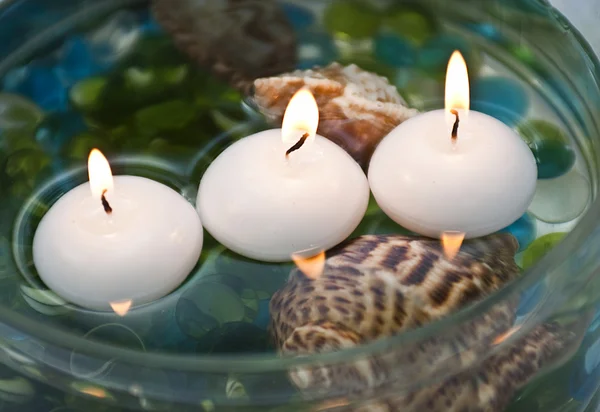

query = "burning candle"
32;150;203;311
368;51;537;239
197;89;369;262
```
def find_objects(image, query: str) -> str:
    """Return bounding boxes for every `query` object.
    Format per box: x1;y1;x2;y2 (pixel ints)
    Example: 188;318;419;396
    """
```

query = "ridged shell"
152;0;296;93
270;234;577;411
252;63;419;169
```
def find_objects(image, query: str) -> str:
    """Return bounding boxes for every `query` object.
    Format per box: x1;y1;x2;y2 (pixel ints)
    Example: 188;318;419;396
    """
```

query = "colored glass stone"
176;282;246;340
521;232;566;271
3;149;51;198
134;100;196;138
529;169;590;224
381;5;438;46
3;65;67;112
323;1;381;39
56;36;106;84
471;76;530;126
64;132;112;160
297;32;338;69
196;322;269;354
69;77;107;112
35;111;87;154
499;213;536;252
282;3;315;31
517;119;576;179
417;35;482;80
374;33;416;68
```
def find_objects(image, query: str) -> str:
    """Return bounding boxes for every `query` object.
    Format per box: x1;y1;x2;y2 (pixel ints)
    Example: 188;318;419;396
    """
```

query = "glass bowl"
0;0;599;411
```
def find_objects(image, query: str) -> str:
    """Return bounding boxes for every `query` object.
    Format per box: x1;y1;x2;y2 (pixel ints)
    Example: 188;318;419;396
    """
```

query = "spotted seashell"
252;63;419;169
347;322;578;412
269;234;577;410
270;233;520;350
152;0;296;93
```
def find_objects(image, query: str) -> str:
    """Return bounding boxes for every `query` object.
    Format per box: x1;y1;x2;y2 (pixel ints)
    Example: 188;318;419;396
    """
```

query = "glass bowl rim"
0;0;598;375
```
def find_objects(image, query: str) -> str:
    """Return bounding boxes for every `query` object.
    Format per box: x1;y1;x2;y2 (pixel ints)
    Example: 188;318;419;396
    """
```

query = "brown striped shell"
270;234;577;411
152;0;296;93
270;234;519;349
252;63;418;169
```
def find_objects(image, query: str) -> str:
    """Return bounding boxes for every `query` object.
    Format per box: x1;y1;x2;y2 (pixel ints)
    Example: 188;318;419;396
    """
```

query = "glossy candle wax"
368;109;537;239
197;129;370;262
33;176;203;311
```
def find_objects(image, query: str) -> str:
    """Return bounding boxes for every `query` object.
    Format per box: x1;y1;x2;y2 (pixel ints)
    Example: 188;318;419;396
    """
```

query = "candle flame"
441;231;466;260
88;149;114;199
493;326;521;345
292;250;326;280
110;300;132;317
445;51;470;113
281;88;319;145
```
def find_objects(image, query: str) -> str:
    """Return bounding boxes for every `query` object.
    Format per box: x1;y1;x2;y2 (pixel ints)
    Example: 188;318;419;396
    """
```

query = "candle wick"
101;189;113;215
285;133;310;158
450;109;460;142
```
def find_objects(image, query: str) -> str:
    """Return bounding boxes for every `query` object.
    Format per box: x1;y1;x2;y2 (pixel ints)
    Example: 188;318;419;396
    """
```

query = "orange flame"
88;149;114;199
292;251;326;280
110;300;132;317
441;231;465;260
281;88;319;146
80;386;108;398
445;51;470;114
493;326;521;345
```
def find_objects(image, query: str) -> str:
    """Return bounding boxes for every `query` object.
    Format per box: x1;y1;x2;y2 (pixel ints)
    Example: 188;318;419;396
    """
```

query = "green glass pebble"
196;322;269;354
0;93;44;135
200;274;259;322
517;119;575;179
3;149;51;197
176;282;246;339
69;77;107;111
521;232;566;270
214;250;294;294
323;1;381;39
134;100;196;137
395;70;444;110
64;132;112;160
382;5;438;46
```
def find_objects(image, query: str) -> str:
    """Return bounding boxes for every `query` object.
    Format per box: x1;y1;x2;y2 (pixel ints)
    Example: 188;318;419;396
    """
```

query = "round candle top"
33;150;203;311
197;90;369;262
368;52;537;239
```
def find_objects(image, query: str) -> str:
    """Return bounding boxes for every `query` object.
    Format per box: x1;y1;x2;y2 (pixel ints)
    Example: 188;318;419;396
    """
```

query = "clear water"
0;1;596;411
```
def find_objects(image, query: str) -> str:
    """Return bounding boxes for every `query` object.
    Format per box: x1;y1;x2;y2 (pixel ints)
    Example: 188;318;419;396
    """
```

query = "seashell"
252;63;419;169
270;234;576;410
152;0;297;93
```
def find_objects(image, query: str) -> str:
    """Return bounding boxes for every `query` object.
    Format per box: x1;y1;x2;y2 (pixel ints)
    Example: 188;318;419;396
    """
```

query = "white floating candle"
368;52;537;239
33;150;203;311
197;89;369;262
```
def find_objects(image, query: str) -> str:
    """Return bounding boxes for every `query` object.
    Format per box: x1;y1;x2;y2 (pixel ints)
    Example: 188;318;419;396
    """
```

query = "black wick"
101;189;113;215
285;133;310;158
450;109;460;142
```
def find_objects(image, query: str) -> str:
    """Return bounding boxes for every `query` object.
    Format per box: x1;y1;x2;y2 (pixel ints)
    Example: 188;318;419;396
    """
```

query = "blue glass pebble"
282;3;315;31
3;65;67;112
499;213;536;252
297;32;338;69
466;23;504;43
55;37;107;84
374;33;416;68
254;299;271;330
417;35;479;78
471;76;530;126
138;9;163;34
570;333;600;402
34;111;87;154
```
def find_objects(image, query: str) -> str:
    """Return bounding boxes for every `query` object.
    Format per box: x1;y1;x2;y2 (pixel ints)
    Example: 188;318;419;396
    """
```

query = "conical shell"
152;0;296;93
252;63;418;169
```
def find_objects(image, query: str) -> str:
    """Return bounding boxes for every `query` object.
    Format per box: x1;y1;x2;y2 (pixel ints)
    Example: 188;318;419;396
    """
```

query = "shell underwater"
0;0;591;411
